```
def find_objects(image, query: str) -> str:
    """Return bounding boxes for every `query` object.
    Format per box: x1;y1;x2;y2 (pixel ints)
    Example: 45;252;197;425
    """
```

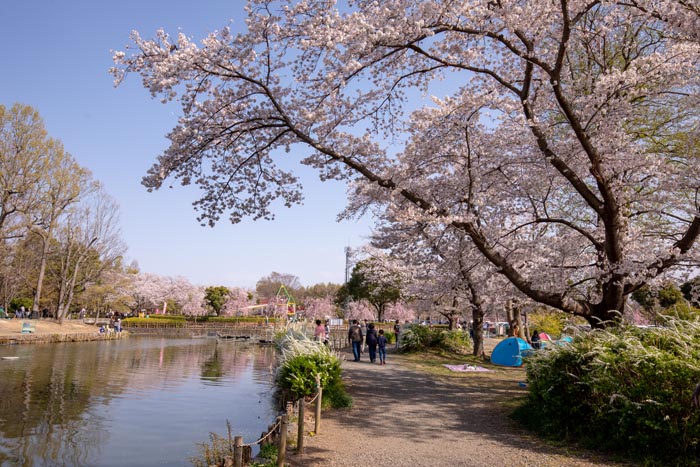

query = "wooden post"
277;415;287;467
297;399;305;454
233;436;243;467
314;374;322;435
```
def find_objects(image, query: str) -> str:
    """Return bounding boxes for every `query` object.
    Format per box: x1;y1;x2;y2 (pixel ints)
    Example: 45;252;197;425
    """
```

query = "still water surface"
0;337;277;467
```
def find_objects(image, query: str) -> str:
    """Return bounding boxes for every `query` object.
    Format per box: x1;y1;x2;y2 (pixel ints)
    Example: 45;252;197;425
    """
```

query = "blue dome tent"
490;337;533;367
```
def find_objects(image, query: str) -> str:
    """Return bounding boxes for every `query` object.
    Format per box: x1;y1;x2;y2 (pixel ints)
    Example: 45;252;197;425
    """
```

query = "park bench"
21;321;36;334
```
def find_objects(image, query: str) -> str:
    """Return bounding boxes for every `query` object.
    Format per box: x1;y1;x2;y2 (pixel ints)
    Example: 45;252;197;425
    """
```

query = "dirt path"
286;349;629;467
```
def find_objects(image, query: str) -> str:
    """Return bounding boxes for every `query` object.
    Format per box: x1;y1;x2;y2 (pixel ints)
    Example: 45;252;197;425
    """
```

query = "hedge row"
514;320;700;466
122;315;282;326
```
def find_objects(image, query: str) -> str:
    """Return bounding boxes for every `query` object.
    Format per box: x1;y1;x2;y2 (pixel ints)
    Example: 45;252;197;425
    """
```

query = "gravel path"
286;348;630;467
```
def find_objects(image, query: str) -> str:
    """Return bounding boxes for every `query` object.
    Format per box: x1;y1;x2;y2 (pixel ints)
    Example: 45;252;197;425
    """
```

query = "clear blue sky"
1;0;371;288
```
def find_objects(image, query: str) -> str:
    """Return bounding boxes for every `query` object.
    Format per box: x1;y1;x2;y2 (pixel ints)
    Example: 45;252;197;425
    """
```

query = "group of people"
314;319;331;345
0;306;43;319
313;317;403;365
346;319;401;364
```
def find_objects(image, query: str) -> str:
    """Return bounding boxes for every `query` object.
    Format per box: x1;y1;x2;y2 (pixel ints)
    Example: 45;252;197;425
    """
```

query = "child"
377;329;388;365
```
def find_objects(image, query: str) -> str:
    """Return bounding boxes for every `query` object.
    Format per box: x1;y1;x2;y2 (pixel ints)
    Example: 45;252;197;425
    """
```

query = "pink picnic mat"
444;364;492;372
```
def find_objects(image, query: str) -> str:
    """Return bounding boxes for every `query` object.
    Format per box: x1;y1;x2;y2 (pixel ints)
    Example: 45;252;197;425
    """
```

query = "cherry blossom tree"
303;295;337;320
365;218;513;355
169;278;206;315
221;287;254;316
383;301;416;323
113;1;700;327
128;272;205;315
345;300;375;322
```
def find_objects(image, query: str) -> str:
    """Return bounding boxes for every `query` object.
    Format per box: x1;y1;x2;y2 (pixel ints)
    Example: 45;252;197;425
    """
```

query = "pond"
0;337;278;467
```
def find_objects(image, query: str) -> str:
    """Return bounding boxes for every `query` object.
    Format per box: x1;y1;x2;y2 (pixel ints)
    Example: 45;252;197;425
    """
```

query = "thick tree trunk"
467;282;486;359
588;296;626;328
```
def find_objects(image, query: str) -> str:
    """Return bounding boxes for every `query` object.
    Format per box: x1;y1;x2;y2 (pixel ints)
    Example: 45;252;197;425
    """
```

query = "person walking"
314;319;326;343
360;319;368;352
377;329;388;365
324;320;330;346
348;320;363;361
366;323;379;363
393;320;401;350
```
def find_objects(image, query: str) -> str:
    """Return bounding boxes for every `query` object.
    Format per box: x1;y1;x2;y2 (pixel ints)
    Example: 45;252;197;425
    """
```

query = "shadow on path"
288;349;630;467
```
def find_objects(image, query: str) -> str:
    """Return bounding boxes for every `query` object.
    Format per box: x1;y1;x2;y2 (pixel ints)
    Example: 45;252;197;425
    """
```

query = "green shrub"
440;330;472;354
275;330;351;408
399;325;433;351
527;309;566;338
399;325;471;354
10;297;32;312
514;320;700;466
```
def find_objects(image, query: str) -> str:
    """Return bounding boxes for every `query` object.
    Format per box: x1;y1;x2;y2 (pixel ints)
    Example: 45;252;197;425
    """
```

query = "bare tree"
52;184;125;322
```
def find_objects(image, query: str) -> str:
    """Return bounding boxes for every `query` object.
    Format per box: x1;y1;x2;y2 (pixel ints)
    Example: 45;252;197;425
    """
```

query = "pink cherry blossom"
113;1;700;328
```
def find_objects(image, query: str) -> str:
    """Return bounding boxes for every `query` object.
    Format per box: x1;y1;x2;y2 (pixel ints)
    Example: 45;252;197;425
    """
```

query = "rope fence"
304;391;320;406
242;418;282;448
220;374;324;466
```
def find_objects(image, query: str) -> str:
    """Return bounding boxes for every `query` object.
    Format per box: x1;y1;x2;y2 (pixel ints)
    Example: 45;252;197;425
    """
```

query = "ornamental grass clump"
275;329;351;408
514;319;700;466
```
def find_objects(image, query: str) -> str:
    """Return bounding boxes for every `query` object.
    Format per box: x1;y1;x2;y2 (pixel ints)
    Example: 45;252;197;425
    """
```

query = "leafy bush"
514;320;700;466
275;330;351;408
10;297;32;312
399;325;432;351
527;309;566;338
399;325;471;354
440;330;472;355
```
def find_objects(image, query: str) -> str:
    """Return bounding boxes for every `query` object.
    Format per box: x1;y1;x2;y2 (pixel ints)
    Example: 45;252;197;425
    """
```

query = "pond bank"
0;319;123;345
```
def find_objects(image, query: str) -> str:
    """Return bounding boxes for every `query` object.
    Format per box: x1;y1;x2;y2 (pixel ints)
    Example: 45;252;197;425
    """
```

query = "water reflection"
0;337;277;467
201;346;224;381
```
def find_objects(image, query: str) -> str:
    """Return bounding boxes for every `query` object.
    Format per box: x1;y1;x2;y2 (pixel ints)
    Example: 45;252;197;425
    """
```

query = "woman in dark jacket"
366;323;379;363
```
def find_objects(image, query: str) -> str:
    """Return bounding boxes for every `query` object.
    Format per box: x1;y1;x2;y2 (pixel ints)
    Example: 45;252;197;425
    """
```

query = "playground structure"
237;285;297;321
275;285;297;319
